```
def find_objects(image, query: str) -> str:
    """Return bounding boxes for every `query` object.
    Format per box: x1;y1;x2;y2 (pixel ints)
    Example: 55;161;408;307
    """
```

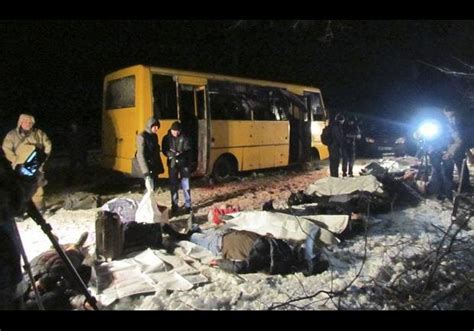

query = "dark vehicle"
357;117;417;158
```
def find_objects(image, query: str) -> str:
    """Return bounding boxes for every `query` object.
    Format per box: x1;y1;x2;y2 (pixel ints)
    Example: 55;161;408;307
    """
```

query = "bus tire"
212;156;237;182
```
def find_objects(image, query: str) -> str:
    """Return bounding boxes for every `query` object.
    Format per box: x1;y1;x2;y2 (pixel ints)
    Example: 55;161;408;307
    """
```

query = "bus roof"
108;64;322;94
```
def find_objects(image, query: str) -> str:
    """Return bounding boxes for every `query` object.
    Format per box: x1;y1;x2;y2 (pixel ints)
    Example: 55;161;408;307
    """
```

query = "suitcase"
95;211;124;260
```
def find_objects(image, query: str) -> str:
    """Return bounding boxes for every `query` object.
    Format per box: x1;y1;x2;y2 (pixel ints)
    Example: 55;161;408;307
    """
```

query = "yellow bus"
102;64;328;180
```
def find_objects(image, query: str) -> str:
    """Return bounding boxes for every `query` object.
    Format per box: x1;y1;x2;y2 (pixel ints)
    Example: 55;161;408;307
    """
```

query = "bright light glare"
418;121;440;140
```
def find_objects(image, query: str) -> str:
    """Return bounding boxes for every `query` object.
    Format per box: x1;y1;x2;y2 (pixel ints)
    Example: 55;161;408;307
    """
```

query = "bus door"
305;91;328;160
177;81;209;176
285;89;311;164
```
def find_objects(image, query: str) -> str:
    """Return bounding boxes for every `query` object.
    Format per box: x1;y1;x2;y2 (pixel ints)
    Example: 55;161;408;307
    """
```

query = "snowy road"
15;158;474;310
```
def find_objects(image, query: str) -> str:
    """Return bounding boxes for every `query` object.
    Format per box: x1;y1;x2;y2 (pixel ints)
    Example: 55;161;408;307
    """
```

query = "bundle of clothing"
24;233;92;310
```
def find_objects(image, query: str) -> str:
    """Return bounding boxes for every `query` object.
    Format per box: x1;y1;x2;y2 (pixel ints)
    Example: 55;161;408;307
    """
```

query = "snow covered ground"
15;159;474;310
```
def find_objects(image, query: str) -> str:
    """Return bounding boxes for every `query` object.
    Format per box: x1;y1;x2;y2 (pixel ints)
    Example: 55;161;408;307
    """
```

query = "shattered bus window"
306;93;324;121
209;81;252;120
245;86;271;121
209;92;251;120
269;90;290;121
106;76;135;110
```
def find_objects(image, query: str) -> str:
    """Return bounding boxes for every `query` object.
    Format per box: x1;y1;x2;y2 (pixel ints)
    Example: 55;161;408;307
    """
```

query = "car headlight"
395;137;405;144
365;137;375;144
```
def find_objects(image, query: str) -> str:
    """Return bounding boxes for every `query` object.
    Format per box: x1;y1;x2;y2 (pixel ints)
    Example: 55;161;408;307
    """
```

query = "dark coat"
0;153;31;307
329;122;346;149
217;233;295;275
136;118;164;178
343;122;361;146
161;131;191;177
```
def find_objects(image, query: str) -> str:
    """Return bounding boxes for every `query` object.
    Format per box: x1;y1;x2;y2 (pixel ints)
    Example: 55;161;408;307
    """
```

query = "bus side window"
245;95;272;121
210;93;251;120
270;94;289;121
153;75;177;119
308;93;324;121
233;95;251;120
106;76;135;110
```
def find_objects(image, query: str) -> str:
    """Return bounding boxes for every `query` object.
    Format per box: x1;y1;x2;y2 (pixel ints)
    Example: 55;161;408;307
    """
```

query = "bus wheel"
212;156;237;182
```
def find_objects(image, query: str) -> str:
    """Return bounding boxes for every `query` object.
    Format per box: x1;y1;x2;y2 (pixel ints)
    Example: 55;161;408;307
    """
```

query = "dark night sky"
2;20;474;151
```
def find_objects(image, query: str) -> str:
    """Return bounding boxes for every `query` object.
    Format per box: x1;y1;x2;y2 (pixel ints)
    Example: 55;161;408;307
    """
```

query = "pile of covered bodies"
288;157;424;218
24;158;427;310
90;206;355;308
92;166;426;308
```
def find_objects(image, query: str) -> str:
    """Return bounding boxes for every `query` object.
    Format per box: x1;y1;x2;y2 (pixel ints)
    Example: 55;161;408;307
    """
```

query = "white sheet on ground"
222;211;340;245
380;156;421;174
303;214;350;234
305;175;383;196
148;271;193;291
93;248;207;306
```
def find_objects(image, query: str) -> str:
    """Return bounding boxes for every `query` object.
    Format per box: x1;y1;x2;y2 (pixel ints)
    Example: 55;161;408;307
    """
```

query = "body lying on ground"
163;222;328;276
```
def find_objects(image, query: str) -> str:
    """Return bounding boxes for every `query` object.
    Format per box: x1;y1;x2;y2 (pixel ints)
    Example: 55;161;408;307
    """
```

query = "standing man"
162;121;192;215
342;115;361;177
2;114;52;212
328;113;346;177
442;106;471;192
135;117;164;192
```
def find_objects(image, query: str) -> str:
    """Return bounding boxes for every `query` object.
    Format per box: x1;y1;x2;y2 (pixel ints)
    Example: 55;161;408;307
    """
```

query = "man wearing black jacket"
162;121;192;214
342;115;361;177
329;113;346;177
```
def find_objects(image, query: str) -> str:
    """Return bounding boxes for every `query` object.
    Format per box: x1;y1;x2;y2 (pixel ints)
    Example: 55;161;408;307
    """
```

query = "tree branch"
418;60;474;78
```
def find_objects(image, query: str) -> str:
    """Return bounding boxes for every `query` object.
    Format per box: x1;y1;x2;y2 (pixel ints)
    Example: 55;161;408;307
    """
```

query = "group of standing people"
327;106;471;203
1;113;194;217
327;112;361;178
419;106;471;201
135;117;193;215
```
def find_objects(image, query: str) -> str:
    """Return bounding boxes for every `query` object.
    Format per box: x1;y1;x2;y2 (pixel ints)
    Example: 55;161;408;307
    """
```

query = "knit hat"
171;121;182;131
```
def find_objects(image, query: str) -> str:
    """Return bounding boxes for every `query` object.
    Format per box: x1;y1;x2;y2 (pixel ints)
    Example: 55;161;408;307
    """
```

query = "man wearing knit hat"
2;114;52;212
135;117;164;191
162;121;193;215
